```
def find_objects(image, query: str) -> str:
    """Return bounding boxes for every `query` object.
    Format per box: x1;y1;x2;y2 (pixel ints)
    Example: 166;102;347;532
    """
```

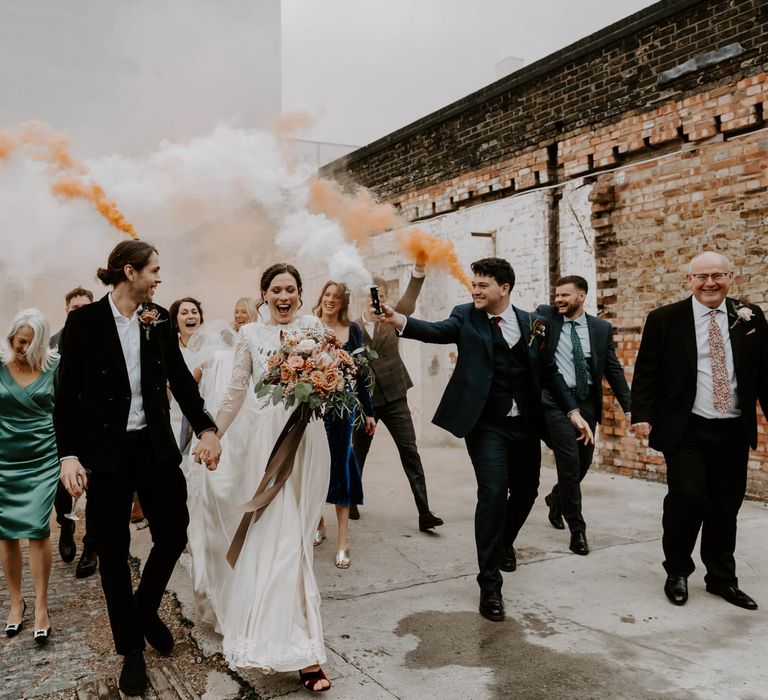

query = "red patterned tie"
708;309;731;413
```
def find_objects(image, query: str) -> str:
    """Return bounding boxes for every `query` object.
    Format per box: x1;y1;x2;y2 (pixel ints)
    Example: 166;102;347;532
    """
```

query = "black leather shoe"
479;590;505;622
75;548;98;579
59;521;76;563
664;575;688;605
705;584;758;610
349;504;360;520
119;650;148;696
544;493;565;530
569;531;589;556
418;511;444;532
499;545;516;572
142;612;174;654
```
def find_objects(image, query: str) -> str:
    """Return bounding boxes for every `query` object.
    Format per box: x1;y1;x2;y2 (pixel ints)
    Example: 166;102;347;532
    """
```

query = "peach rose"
286;354;305;370
320;368;340;392
280;364;296;383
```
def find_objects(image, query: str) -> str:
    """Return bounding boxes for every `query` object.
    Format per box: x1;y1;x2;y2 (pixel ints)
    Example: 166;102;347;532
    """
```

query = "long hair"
169;297;204;337
2;308;59;372
96;240;158;286
313;280;351;326
234;296;260;326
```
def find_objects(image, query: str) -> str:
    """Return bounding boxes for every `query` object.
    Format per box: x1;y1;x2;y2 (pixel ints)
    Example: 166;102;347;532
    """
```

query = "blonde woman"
232;296;259;331
0;309;60;643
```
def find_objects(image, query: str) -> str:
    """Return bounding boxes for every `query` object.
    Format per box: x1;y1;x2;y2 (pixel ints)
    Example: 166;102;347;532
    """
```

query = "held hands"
569;410;594;445
60;458;88;499
192;430;223;470
631;421;651;439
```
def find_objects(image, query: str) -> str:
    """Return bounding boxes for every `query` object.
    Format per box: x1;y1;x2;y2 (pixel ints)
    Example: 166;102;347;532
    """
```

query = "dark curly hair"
96;240;158;286
470;257;515;289
169;297;204;337
260;263;303;298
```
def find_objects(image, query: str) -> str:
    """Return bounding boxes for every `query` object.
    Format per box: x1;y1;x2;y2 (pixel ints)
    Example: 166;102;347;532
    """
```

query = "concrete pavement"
164;428;768;699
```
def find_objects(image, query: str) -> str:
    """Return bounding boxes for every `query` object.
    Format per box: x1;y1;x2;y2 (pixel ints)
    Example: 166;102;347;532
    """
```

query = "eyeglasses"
691;273;729;282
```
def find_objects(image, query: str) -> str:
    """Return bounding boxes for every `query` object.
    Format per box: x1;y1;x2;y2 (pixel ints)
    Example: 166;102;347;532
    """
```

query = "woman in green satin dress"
0;308;60;641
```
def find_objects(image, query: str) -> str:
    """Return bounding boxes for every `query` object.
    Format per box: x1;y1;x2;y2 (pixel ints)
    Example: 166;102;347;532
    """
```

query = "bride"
189;263;332;692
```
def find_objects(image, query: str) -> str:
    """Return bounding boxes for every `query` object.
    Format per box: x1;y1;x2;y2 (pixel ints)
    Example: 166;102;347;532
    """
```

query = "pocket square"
746;328;756;336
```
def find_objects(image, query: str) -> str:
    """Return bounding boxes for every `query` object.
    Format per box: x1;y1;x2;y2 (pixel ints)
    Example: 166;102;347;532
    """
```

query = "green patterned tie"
569;321;589;401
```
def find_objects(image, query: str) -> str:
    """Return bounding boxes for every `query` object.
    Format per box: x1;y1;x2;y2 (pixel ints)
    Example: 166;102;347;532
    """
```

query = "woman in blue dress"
0;309;60;643
313;281;375;568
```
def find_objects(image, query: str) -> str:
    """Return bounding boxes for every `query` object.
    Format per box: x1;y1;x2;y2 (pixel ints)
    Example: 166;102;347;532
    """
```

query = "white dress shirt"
691;296;740;419
109;293;147;430
554;312;592;389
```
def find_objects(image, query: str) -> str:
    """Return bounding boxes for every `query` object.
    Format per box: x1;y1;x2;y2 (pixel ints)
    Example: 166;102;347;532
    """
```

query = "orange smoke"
51;179;137;239
308;178;400;243
271;112;315;139
0;121;136;238
396;228;472;292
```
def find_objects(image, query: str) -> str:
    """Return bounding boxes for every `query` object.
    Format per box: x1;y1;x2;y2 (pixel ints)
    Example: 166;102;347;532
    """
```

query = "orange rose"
320;368;339;392
337;349;354;366
281;364;296;383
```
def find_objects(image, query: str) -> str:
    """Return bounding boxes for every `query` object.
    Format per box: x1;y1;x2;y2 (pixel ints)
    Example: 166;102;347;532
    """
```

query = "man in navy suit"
377;257;592;621
632;252;767;610
536;275;631;555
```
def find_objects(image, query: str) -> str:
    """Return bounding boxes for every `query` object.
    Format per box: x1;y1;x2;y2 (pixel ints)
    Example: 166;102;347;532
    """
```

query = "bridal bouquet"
254;326;375;424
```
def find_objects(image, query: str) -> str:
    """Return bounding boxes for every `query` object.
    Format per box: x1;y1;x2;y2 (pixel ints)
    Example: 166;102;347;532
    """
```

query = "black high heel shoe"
4;600;27;638
33;625;52;645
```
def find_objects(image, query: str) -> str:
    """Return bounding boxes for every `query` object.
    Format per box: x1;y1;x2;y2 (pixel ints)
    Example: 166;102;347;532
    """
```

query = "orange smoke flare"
0;122;136;238
396;228;472;292
308;178;400;243
51;178;137;239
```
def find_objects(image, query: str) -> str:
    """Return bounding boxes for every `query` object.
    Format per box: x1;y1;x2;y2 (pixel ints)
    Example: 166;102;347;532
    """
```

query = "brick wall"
321;0;768;498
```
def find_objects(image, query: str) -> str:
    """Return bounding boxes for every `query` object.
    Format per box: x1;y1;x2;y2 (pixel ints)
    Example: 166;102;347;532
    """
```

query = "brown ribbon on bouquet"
226;404;313;568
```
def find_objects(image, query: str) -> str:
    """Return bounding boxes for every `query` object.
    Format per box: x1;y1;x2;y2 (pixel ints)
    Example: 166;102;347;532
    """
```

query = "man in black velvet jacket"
377;257;592;622
56;240;221;696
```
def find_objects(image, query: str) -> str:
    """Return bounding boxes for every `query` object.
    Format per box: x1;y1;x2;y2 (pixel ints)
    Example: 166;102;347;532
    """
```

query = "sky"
282;0;659;147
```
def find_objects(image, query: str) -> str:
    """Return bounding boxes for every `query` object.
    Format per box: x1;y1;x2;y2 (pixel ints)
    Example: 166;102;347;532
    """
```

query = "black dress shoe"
544;493;565;530
479;590;505;622
664;575;688;605
705;584;758;610
142;612;174;654
59;521;76;563
349;504;360;520
569;531;589;556
119;650;148;696
499;545;516;572
418;511;444;532
75;548;98;579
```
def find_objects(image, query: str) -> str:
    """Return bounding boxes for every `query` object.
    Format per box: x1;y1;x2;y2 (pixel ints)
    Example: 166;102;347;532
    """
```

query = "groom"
377;257;592;621
56;240;221;696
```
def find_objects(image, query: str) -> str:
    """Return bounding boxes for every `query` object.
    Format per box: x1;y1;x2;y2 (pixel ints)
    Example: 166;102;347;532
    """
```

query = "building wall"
321;0;768;498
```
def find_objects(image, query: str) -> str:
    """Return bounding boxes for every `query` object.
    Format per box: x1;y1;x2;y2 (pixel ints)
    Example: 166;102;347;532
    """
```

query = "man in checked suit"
377;257;593;621
353;260;443;532
632;252;767;610
536;275;631;556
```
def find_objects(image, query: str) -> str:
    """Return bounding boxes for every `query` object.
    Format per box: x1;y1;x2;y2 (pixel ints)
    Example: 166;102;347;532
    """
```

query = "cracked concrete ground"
150;427;768;699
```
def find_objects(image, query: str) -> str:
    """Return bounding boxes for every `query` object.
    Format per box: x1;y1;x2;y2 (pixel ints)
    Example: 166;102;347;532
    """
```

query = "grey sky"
282;0;658;147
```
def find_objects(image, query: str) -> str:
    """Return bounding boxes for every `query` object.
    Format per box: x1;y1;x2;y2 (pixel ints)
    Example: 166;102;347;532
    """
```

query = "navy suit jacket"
400;302;577;438
535;305;631;424
632;296;768;453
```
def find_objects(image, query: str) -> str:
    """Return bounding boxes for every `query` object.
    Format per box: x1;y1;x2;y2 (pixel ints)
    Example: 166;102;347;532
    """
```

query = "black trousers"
54;481;95;549
353;396;430;515
465;416;541;592
87;429;189;655
662;415;749;587
543;389;597;534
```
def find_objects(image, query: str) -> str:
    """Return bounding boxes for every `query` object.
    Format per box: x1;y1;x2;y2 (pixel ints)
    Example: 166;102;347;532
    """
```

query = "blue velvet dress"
324;323;373;506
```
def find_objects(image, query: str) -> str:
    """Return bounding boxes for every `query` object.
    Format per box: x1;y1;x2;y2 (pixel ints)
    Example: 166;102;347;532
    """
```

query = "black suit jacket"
401;303;577;438
54;295;215;472
631;296;768;453
535;305;631;423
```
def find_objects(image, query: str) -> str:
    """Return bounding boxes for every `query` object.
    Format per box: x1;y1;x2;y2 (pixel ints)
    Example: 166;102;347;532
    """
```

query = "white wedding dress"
185;315;330;672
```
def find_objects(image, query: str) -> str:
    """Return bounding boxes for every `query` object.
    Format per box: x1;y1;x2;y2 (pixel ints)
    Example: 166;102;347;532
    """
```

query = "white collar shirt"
691;296;740;419
487;304;522;417
554;312;592;389
108;293;147;430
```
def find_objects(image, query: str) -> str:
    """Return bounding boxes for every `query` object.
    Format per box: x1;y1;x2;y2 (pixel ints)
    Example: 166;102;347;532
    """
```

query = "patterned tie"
708;309;731;413
569;321;589;401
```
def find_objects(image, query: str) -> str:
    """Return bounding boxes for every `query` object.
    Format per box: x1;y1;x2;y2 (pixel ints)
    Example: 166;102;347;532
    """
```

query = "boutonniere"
528;317;546;348
138;303;166;340
729;301;755;330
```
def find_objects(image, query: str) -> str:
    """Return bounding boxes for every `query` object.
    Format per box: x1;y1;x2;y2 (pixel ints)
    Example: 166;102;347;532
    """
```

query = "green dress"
0;361;60;540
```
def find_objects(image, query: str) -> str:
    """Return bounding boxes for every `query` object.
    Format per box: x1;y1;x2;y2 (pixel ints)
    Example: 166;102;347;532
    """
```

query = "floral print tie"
569;321;589;401
708;309;731;413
